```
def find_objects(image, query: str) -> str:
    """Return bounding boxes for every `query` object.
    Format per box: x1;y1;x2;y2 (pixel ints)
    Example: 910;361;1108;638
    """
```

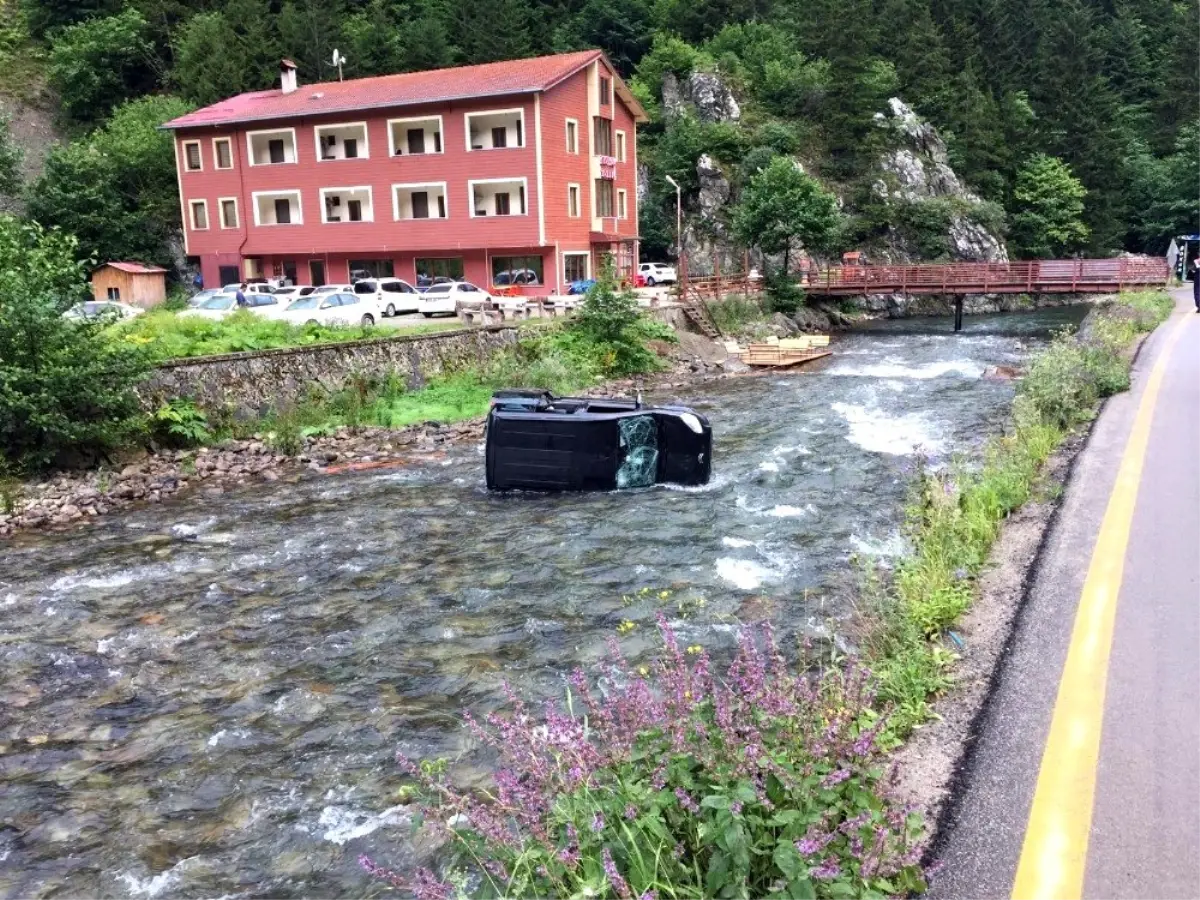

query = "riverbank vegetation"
368;290;1173;899
860;289;1173;736
115;308;461;363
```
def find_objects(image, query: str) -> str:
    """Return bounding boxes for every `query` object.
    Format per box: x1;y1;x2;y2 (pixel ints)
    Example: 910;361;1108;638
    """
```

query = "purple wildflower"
624;804;638;821
730;801;743;816
796;837;822;856
672;843;685;860
811;857;842;881
591;811;605;833
822;768;852;789
602;847;633;899
639;892;658;900
557;845;581;868
674;787;700;814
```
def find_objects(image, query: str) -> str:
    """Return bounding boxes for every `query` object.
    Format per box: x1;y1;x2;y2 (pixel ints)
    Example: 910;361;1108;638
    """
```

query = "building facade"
164;51;645;295
91;262;168;307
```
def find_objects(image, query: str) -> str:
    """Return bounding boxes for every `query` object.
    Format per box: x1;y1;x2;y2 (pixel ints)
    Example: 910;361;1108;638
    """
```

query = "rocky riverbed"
0;352;738;539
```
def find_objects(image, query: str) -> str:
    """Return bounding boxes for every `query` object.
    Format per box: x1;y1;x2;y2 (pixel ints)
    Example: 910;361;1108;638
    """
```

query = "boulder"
663;70;741;124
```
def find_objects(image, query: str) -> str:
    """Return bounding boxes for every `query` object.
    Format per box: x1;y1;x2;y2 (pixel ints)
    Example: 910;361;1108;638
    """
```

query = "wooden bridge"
800;257;1168;296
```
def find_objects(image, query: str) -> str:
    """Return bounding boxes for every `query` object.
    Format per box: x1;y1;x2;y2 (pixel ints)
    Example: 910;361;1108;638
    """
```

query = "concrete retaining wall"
138;326;520;415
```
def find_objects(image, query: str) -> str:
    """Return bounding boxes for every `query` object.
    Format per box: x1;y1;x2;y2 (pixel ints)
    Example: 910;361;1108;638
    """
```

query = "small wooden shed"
91;262;168;308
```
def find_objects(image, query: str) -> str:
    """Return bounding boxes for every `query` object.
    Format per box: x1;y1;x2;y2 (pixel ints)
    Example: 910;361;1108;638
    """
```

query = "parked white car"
271;285;318;302
638;262;677;286
279;290;378;327
418;281;523;317
222;282;275;295
180;292;242;320
364;277;421;316
63;300;144;321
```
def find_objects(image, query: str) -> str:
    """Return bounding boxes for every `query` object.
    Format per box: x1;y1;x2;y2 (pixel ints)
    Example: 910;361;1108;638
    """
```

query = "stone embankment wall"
847;291;1101;318
139;326;520;415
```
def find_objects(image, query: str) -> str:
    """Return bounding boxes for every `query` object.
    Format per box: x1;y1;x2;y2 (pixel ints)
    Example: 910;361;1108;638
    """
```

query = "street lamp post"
665;175;682;291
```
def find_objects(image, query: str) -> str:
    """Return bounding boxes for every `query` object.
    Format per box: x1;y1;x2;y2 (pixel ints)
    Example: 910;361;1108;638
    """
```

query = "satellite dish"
331;49;346;81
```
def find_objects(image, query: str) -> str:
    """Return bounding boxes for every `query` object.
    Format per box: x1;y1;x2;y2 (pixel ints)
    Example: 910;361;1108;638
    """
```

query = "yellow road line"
1011;311;1191;900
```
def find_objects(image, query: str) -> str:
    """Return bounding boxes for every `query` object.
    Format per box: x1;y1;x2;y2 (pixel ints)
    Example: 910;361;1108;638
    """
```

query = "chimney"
280;59;298;95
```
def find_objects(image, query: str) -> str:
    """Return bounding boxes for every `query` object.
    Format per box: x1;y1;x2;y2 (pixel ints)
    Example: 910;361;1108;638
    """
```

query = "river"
0;306;1086;898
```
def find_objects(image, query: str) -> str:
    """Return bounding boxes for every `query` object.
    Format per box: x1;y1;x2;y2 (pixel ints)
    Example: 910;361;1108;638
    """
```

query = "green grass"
705;294;770;335
859;290;1174;739
114;308;462;362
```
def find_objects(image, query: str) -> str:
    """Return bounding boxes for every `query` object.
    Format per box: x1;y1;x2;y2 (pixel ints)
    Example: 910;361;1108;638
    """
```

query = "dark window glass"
107;287;121;300
344;138;358;158
415;258;464;286
192;202;207;229
595;179;614;217
185;143;201;170
518;185;525;214
437;194;446;218
349;259;394;279
515;117;523;147
593;118;613;156
411;191;429;218
600;76;611;105
494;192;510;216
339;294;358;305
492;255;543;286
221;199;237;228
274;198;291;224
354;281;376;294
491;126;507;149
268;139;285;163
215;140;232;168
348;199;363;221
407;129;425;154
283;260;298;284
434;131;442;152
564;255;588;282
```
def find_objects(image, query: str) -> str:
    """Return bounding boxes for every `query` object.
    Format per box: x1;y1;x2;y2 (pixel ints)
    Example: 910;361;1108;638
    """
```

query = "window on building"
494;192;510;216
274;198;291;224
268;139;286;164
107;287;121;300
411;191;429;219
347;199;363;221
616;131;626;163
349;259;395;280
593;117;613;156
599;76;611;106
248;129;297;165
316;123;369;162
568;184;580;218
491;126;507;149
390;117;443;156
564;253;588;283
466;110;524;150
184;141;202;171
190;200;208;229
344;138;358;159
415;257;464;287
214;138;233;169
322;187;373;223
566;119;578;154
617;189;627;219
471;180;526;216
595;179;614;217
492;255;543;286
220;198;238;228
407;129;425;154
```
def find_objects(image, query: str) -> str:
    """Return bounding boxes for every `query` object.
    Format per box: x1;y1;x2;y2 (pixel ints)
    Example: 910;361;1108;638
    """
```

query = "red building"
164;51;646;295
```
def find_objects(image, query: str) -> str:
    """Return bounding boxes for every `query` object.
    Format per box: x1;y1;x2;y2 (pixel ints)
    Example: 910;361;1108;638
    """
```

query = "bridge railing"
804;258;1168;295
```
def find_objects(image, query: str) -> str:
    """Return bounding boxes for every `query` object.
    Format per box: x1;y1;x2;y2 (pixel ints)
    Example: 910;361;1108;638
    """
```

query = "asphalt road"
930;289;1200;899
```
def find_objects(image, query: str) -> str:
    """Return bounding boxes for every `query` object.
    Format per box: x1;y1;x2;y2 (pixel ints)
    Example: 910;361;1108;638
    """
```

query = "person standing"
1192;258;1199;312
235;283;247;307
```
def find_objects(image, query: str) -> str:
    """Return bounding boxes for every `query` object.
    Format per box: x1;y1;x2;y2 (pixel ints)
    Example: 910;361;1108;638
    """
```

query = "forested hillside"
3;0;1197;272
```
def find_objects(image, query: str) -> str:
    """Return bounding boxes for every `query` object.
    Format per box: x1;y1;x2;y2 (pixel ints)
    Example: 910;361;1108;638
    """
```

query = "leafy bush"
570;264;671;377
150;398;211;447
0;217;149;471
706;294;769;335
370;618;928;900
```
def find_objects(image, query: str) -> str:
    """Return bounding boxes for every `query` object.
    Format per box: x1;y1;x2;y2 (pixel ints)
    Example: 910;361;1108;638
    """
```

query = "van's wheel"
306;319;319;326
361;314;375;326
385;303;396;317
422;312;434;318
646;276;656;287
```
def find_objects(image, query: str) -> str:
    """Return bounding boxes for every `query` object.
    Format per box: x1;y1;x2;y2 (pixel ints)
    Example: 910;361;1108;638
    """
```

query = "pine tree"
278;0;346;83
454;0;532;65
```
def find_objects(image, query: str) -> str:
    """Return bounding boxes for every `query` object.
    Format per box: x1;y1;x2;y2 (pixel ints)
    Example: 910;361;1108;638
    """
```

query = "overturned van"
485;390;713;491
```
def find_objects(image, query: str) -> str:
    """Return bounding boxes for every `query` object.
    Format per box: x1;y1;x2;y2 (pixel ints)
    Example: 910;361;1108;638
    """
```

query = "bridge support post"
954;297;964;333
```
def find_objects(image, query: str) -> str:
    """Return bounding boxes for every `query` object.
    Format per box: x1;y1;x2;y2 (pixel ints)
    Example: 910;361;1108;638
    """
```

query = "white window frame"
251;190;303;226
468;177;529;218
189;199;209;230
567;182;581;218
246;127;299;166
464;108;526;152
313;121;370;162
182;140;203;172
218;196;239;229
616;130;626;163
565;118;579;154
617;189;627;220
391;181;449;221
212;137;233;170
319;186;374;224
563;251;590;282
387;115;445;157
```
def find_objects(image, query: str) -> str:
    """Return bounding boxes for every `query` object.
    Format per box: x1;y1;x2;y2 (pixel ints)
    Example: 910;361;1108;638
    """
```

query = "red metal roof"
163;51;645;130
98;262;169;275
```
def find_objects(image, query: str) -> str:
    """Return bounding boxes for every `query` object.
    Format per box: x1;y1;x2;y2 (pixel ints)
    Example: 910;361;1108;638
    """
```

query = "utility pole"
665;175;682;290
